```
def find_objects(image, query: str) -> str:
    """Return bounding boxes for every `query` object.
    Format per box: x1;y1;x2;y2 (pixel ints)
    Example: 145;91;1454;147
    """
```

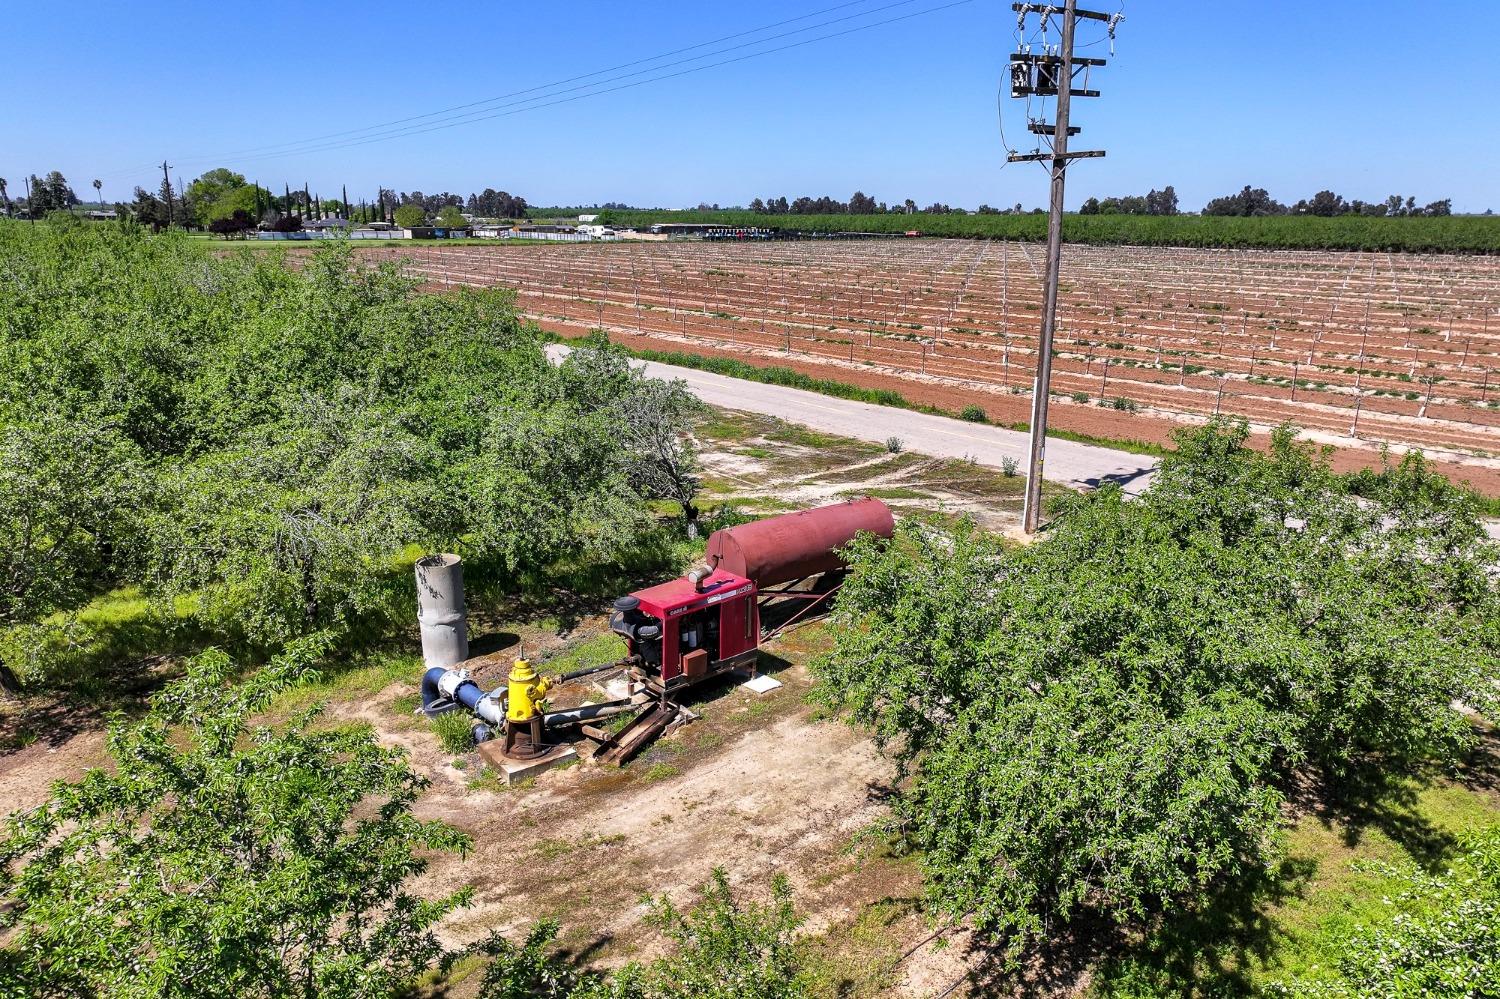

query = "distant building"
578;214;599;223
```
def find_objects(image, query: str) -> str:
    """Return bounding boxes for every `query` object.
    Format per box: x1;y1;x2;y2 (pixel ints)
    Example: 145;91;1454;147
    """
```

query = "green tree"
1271;826;1500;997
204;182;271;223
128;185;169;228
393;202;426;228
0;225;689;673
814;421;1500;958
26;171;78;214
187;168;247;225
472;869;804;999
556;341;706;532
435;204;467;227
0;417;142;694
0;635;473;996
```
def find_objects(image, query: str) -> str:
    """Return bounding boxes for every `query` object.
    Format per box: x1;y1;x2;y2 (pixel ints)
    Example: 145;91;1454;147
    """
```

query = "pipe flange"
437;668;470;699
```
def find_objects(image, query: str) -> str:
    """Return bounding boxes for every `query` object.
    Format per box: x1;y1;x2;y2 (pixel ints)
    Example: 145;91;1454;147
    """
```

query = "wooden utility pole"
1010;1;1119;534
160;161;173;227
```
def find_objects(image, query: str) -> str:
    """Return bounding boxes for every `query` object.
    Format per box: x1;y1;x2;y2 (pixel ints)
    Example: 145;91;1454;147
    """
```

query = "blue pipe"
421;666;506;725
456;681;484;712
421;667;447;709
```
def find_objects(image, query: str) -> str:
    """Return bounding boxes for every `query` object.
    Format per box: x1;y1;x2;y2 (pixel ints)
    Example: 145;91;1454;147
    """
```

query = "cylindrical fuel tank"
704;498;893;588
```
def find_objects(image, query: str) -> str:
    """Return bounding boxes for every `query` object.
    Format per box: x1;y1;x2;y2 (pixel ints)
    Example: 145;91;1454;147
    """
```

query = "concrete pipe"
415;553;468;670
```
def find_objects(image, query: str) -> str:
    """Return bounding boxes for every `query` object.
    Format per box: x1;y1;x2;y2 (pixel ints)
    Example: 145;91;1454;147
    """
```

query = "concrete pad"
742;674;783;694
477;741;577;785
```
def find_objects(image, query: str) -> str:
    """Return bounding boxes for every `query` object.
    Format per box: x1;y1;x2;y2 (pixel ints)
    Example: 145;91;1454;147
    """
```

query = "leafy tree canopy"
814;420;1500;958
0;220;699;684
186;167;247;225
0;635;472;997
393;203;426;228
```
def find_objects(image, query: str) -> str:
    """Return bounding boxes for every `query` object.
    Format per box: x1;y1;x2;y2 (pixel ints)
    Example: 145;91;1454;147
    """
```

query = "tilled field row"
364;240;1500;456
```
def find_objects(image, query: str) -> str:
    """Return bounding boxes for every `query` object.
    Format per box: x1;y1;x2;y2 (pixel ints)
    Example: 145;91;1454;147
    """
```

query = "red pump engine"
610;498;893;692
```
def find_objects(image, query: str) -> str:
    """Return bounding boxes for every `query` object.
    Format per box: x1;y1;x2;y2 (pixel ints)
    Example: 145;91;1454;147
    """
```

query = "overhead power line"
97;0;968;181
205;0;976;171
186;0;907;166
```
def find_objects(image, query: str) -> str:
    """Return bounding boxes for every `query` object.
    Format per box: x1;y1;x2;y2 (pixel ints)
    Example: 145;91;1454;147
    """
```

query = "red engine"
609;498;893;691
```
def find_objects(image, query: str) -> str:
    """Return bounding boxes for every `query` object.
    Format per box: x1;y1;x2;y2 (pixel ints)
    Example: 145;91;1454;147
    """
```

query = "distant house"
83;209;118;221
306;217;351;230
578;214;599;223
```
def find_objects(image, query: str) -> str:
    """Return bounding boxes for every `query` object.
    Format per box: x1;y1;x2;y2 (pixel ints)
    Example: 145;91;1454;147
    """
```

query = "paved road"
546;344;1159;496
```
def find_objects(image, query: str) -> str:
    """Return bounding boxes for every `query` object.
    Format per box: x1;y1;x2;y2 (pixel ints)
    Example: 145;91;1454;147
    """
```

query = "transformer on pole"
1009;1;1121;533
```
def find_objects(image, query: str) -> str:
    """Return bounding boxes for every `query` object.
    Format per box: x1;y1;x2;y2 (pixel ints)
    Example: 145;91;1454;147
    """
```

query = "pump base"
478;741;577;785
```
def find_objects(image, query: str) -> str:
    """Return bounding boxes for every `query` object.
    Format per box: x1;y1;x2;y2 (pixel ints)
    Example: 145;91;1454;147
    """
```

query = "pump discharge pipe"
420;660;637;758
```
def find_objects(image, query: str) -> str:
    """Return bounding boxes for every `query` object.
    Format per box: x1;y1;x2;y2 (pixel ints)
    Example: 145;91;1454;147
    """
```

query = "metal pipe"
415;553;468;670
543;699;637;727
558;660;624;684
420;666;504;726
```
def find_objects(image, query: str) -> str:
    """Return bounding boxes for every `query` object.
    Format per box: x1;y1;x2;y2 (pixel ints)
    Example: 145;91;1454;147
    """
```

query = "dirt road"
547;343;1159;496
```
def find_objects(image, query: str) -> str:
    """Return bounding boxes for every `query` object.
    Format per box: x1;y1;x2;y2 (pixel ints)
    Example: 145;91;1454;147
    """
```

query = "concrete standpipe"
415;553;468;670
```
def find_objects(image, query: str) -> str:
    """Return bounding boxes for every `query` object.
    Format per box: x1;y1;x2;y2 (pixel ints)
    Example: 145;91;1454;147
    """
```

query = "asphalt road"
546;344;1159;496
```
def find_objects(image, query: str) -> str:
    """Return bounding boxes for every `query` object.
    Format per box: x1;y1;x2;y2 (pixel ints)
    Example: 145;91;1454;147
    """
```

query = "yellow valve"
506;658;552;723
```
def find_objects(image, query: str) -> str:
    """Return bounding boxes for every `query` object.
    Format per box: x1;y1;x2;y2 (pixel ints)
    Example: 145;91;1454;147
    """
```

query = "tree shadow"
933;854;1317;999
467;630;521;658
1301;762;1460;871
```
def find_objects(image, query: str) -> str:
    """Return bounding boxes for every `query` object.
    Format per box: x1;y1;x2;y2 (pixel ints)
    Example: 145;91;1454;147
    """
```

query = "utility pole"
1010;1;1120;534
161;161;173;227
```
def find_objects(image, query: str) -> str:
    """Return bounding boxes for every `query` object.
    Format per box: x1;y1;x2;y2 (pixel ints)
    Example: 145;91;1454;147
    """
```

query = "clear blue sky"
3;1;1496;213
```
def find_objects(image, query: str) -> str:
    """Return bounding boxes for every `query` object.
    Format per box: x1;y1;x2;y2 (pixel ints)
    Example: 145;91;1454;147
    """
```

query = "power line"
212;0;976;171
181;0;910;167
95;0;946;181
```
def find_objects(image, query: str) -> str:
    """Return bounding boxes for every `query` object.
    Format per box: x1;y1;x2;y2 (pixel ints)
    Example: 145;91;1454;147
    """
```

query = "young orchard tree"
0;417;141;694
554;340;706;536
141;389;443;643
0;635;473;996
815;420;1500;959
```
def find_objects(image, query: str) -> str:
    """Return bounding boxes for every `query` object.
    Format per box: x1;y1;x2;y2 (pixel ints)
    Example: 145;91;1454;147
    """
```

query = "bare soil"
354;239;1500;495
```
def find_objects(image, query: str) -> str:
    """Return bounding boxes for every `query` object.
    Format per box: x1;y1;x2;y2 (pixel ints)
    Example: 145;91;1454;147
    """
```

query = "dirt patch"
694;408;1035;532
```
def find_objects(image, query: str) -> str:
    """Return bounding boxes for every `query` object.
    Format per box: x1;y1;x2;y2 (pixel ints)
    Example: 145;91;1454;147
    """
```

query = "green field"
597;209;1500;253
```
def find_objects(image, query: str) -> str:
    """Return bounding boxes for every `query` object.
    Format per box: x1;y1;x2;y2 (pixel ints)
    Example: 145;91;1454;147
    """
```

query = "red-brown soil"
351;239;1500;494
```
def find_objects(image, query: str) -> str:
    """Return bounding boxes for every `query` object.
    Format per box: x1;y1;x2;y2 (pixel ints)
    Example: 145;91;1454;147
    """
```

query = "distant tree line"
744;192;1042;217
3;168;532;233
1079;186;1179;216
1202;185;1453;218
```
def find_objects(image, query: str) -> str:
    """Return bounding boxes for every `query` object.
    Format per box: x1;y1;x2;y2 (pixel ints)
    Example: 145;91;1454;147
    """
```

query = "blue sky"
3;1;1496;212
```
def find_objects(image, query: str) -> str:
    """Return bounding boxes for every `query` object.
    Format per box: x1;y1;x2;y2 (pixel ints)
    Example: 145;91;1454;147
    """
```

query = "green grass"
0;586;206;698
840;486;932;501
640;761;680;782
539;632;627;678
1088;761;1500;997
797;897;918;998
610;340;1169;459
430;710;476;754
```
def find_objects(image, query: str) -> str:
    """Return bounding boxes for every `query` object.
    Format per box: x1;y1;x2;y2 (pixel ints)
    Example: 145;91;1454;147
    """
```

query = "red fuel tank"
704;498;893;588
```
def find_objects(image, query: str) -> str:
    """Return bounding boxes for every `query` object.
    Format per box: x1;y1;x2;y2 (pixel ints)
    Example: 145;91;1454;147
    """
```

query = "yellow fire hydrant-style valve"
506;659;552;723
